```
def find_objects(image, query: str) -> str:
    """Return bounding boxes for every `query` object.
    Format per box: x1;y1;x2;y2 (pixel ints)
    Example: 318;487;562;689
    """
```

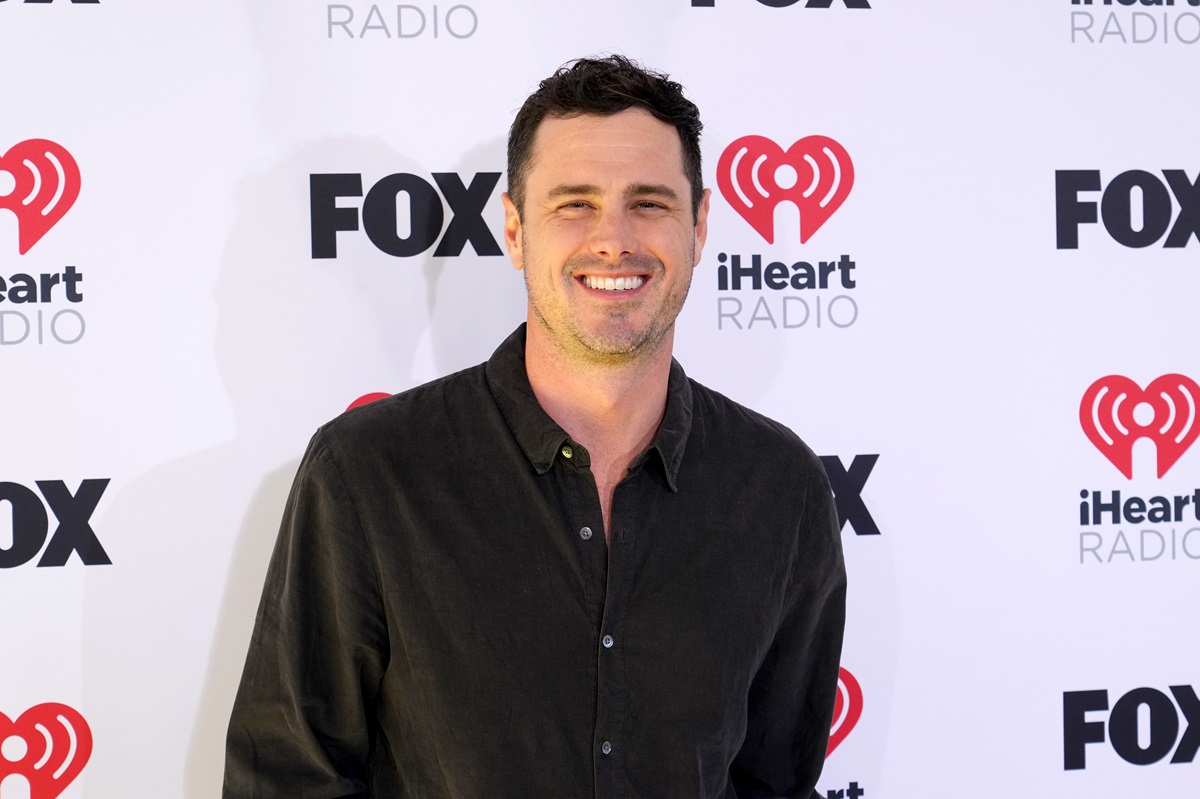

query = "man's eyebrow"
545;184;601;201
627;184;680;202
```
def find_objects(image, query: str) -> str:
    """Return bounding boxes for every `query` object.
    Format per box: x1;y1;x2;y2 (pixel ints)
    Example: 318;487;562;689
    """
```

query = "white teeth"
585;275;645;291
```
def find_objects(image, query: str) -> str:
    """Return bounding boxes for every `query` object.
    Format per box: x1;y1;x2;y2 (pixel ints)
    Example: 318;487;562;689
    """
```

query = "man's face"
502;108;710;365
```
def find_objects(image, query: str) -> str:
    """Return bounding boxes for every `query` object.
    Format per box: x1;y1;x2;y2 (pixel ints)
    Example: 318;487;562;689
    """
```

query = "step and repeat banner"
2;1;1197;797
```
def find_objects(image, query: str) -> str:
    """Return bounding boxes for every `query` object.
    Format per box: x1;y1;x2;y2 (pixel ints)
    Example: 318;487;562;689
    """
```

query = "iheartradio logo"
0;704;92;798
717;135;854;244
827;666;862;758
0;140;81;255
1080;374;1200;479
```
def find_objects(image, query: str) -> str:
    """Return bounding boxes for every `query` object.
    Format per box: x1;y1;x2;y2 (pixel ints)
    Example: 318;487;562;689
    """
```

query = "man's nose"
588;207;636;262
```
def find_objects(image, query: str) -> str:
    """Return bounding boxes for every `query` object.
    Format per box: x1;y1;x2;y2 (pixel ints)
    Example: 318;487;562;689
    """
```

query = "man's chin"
571;325;672;364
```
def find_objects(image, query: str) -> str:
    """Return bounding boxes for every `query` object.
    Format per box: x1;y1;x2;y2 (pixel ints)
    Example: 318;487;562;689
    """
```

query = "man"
225;55;845;798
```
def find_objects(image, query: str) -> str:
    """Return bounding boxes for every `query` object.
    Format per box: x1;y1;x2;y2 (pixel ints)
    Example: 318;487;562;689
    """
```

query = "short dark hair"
507;55;704;222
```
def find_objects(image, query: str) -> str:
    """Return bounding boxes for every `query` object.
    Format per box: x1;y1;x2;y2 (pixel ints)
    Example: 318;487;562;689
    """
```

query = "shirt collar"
485;324;693;492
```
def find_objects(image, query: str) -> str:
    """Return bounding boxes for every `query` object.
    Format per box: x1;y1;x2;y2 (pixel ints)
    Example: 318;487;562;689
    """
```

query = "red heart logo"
346;392;392;411
1080;374;1200;479
827;667;863;758
717;135;854;244
0;139;82;254
0;704;92;799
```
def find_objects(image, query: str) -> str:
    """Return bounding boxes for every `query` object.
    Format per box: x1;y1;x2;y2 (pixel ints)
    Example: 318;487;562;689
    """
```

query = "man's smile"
579;274;648;292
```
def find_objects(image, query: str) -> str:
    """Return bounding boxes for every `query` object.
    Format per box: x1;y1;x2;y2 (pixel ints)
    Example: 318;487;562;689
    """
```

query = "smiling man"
225;56;846;799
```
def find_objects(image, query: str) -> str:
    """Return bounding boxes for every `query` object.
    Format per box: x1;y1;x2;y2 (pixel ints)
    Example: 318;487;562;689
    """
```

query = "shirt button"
601;740;612;755
602;634;614;648
579;526;593;540
561;445;573;459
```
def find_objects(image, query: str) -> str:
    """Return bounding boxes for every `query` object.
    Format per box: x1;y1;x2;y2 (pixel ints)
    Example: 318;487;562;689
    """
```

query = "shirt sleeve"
223;432;388;799
728;470;847;799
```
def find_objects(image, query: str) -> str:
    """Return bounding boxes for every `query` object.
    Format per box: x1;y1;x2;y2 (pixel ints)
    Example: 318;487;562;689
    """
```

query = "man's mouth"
581;275;646;292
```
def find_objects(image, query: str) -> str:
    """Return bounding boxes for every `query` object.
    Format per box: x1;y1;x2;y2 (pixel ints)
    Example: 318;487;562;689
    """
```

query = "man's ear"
693;188;712;268
501;192;523;271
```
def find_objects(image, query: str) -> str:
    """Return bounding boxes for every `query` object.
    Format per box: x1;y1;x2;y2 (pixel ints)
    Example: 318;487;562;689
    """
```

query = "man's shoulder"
686;377;824;476
317;362;491;448
687;377;807;445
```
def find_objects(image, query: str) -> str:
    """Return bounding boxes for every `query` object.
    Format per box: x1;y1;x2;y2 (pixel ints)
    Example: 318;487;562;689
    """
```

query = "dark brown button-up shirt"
224;325;845;799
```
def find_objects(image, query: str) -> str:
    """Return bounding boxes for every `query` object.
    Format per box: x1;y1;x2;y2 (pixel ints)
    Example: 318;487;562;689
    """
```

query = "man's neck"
524;321;674;541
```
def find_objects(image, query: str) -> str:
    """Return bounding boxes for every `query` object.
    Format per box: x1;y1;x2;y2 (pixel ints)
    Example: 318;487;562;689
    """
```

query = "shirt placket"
557;442;619;798
558;442;644;799
594;463;646;799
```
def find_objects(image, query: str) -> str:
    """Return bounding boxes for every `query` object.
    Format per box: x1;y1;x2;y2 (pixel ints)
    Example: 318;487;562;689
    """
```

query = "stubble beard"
523;240;695;367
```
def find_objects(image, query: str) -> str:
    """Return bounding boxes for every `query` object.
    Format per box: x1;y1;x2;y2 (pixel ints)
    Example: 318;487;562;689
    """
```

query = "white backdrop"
2;1;1197;797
